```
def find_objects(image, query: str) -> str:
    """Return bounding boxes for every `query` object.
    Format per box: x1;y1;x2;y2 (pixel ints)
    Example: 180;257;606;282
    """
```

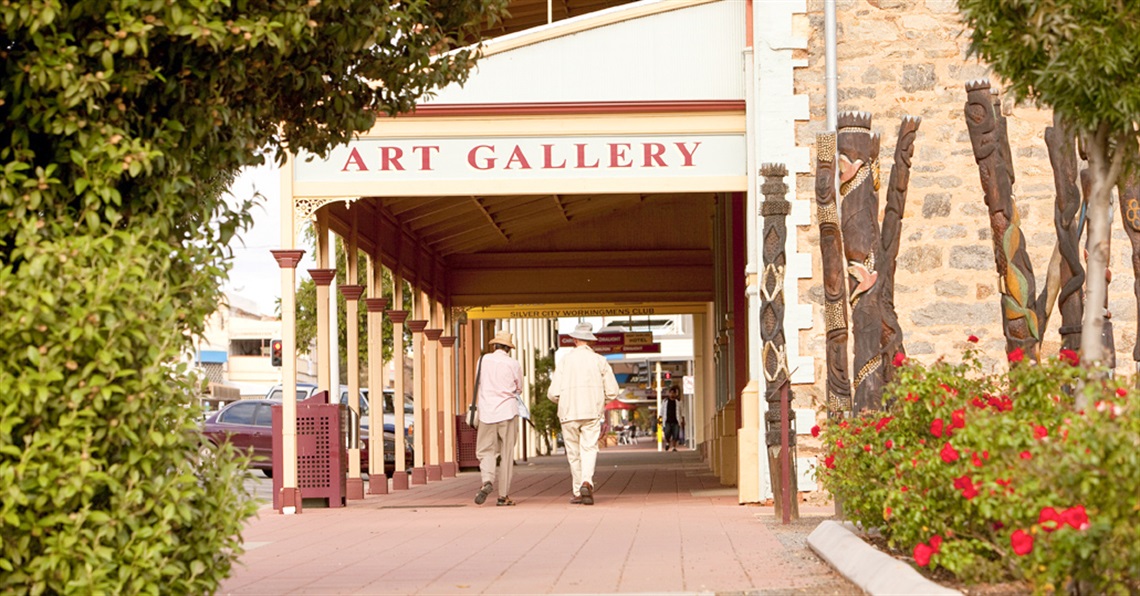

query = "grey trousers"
475;416;519;498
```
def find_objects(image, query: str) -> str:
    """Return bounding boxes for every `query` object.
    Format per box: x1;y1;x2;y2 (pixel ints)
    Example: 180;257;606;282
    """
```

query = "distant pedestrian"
474;330;524;507
548;322;619;505
663;386;681;451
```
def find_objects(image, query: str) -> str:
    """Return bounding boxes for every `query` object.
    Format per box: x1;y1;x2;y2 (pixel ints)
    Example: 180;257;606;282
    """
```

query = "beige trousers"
561;417;602;496
475;417;519;498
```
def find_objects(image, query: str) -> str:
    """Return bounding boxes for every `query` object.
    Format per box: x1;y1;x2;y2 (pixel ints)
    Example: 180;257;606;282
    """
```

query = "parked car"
264;383;318;401
336;386;415;435
201;398;407;477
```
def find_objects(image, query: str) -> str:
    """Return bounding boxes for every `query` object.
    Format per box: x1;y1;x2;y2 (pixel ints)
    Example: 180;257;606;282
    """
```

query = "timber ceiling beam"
471;197;510;243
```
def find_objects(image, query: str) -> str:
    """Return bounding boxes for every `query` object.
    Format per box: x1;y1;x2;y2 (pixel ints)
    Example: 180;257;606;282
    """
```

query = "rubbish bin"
272;391;347;510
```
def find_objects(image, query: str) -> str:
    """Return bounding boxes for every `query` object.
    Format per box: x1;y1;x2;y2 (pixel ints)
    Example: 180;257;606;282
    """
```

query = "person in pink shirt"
473;330;525;506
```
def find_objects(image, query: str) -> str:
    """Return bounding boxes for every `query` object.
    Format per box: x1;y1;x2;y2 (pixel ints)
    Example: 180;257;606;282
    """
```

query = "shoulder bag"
466;355;483;428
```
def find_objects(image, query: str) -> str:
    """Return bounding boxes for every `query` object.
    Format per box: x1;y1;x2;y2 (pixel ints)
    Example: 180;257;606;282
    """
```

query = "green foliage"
958;0;1140;137
1;0;506;591
528;350;560;455
816;345;1140;593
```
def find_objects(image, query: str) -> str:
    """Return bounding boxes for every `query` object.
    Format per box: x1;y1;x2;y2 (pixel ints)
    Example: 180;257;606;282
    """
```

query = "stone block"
935;280;967;297
910;302;998;327
899;245;942;273
900;63;936;92
949;245;993;270
933;225;966;239
922;192;952;218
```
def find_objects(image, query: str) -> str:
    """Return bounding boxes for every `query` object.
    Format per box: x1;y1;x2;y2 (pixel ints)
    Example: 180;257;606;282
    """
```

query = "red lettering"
609;143;632;168
643;143;667;167
575;143;599;169
468;145;495;170
542;144;566;169
505;146;532;170
675;142;701;167
379;146;405;171
341;147;368;172
411;146;439;171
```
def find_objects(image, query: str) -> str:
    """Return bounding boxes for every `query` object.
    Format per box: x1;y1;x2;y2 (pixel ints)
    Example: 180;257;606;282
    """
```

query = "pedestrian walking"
547;322;620;505
663;386;681;451
473;330;524;507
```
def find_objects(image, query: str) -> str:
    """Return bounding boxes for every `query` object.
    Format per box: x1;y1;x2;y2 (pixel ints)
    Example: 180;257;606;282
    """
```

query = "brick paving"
220;438;858;595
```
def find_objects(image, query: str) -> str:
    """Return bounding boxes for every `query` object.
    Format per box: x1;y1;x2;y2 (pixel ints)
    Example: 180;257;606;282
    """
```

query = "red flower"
970;452;984;467
940;442;960;463
950;408;966;430
1008;347;1024;363
839;420;849;429
995;478;1012;487
837;439;845;449
913;542;934;567
967;334;979;343
900;485;909;492
1039;507;1063;532
1011;529;1034;556
1117;387;1127;397
939;383;958;396
954;474;978;499
930;418;945;438
811;425;821;437
863;444;872;453
1062;505;1089;530
905;392;919;402
971;396;988;409
929;535;943;553
875;416;893;432
1019;451;1032;460
823;454;835;469
885;439;894;449
992;521;1005;530
893;352;906;367
1059;349;1080;366
1033;425;1049;440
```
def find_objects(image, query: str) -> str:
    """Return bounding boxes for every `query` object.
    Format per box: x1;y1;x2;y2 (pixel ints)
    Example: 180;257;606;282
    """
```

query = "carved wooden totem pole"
1119;173;1140;375
1043;114;1086;352
879;116;922;384
759;163;798;521
964;80;1040;359
837;112;887;413
814;133;853;419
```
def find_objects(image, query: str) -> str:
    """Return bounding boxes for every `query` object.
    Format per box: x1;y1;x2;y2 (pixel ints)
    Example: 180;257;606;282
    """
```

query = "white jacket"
547;345;620;422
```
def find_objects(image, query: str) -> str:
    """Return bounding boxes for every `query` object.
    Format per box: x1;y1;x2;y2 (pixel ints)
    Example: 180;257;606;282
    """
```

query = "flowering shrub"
815;342;1140;593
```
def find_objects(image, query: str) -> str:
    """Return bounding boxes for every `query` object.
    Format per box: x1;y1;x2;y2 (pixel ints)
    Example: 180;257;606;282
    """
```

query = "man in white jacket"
547;322;619;505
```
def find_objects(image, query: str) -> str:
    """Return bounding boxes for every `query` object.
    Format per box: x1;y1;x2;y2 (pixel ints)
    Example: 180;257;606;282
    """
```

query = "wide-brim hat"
567;322;597;342
490;330;515;349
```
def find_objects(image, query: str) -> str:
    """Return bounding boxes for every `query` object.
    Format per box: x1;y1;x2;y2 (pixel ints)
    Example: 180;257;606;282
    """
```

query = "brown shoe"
570;495;583;505
580;481;594;505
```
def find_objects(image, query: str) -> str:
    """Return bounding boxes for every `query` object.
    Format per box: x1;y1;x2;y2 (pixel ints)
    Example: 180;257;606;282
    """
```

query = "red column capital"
308;268;337;286
270;249;306;269
439;336;457;348
339;284;365;301
407;320;428;333
363;297;390;313
386;309;409;324
424;329;443;341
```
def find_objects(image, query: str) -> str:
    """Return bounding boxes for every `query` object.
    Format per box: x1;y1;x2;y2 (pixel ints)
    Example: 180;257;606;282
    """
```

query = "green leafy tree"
958;1;1140;393
528;350;560;455
0;1;505;592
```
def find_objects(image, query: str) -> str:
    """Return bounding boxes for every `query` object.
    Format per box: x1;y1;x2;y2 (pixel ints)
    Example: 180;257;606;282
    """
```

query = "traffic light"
270;339;283;367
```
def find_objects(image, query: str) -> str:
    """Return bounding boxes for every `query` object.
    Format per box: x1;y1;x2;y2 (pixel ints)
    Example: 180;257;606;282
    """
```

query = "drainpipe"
825;0;838;131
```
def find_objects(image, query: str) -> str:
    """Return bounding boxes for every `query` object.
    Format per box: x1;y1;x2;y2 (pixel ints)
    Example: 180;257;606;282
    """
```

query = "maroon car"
202;398;401;477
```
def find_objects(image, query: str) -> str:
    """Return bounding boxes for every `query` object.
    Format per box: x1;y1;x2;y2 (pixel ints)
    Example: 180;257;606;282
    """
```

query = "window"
220;402;258;425
230;338;269;357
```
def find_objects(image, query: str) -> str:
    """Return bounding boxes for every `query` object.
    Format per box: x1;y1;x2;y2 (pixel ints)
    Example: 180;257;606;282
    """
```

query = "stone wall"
791;0;1139;414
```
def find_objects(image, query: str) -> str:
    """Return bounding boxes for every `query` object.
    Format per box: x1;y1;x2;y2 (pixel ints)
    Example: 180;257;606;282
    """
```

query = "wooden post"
814;132;852;419
759;163;798;521
964;80;1040;360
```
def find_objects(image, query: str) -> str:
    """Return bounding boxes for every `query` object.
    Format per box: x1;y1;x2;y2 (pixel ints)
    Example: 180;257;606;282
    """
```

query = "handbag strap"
471;354;484;408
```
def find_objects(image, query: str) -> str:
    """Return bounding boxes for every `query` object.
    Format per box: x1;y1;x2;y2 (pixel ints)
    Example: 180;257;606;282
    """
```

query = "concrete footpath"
220;439;859;595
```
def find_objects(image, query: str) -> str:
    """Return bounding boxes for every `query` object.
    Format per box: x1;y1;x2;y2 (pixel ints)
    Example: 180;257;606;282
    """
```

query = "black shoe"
580;481;594;506
474;482;493;505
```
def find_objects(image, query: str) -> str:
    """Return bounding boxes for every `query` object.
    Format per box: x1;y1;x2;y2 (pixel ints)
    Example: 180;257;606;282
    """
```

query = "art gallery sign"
292;134;747;196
